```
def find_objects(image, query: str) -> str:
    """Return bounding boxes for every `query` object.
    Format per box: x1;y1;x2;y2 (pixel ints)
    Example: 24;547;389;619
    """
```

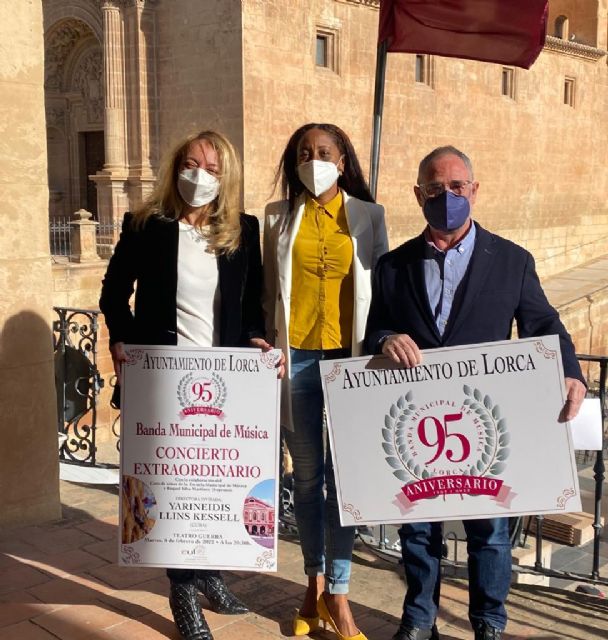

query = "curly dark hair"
273;123;375;211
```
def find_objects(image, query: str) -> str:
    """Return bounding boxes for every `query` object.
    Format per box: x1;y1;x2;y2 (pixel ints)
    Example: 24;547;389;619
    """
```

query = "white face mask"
177;168;220;207
297;160;340;197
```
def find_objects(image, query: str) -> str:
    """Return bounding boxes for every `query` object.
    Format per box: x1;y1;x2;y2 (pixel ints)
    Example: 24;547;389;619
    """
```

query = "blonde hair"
132;130;242;254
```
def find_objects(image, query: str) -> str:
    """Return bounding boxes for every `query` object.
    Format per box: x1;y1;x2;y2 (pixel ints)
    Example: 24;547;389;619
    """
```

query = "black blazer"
365;223;584;383
99;212;265;349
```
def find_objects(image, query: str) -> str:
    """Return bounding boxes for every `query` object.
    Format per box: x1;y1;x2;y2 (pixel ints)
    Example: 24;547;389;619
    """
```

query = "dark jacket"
99;212;265;349
365;222;584;383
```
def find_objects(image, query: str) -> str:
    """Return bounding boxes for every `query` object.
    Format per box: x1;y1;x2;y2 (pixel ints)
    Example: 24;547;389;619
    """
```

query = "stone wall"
241;0;608;281
155;0;245;162
557;290;608;389
242;0;379;216
0;0;61;528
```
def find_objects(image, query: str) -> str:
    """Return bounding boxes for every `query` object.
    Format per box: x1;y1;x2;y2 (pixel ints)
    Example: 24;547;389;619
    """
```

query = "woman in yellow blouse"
264;123;388;640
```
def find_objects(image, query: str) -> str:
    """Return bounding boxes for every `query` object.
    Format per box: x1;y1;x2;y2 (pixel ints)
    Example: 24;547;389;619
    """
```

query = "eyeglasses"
417;180;473;198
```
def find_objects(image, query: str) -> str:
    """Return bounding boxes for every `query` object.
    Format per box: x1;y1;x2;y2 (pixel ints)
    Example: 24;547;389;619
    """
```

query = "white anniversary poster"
119;345;280;571
320;336;582;525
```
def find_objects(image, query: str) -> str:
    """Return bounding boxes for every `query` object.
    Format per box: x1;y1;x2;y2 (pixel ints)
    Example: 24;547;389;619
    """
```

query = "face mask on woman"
177;168;220;207
297;160;340;197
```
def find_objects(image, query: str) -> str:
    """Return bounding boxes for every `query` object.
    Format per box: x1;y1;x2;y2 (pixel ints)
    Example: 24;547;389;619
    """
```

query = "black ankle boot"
473;621;502;640
195;571;249;615
169;580;213;640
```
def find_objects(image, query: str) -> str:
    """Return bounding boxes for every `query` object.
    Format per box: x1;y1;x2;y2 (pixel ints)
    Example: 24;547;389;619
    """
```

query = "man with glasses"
365;146;586;640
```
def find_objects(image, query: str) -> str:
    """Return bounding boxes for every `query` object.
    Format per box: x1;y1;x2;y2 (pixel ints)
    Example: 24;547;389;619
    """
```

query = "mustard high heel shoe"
317;594;367;640
292;610;320;636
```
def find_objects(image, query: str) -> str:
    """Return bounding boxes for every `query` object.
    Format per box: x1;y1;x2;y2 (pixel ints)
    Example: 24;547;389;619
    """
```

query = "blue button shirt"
423;223;476;335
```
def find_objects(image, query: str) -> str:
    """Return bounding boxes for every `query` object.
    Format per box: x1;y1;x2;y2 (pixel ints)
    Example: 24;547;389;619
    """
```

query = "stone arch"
555;15;569;40
45;18;98;93
43;1;102;43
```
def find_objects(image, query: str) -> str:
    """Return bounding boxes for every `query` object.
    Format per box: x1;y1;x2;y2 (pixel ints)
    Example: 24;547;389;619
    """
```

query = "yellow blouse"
289;192;354;350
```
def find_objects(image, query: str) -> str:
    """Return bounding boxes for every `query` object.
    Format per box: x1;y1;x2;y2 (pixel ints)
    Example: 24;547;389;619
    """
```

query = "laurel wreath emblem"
177;372;227;410
462;385;510;477
382;391;422;482
382;386;509;483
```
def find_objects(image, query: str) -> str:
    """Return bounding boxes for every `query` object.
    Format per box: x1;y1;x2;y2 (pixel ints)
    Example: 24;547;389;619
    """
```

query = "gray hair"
417;146;474;183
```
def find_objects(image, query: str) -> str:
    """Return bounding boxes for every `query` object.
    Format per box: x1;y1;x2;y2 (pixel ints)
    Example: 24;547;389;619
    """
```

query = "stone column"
92;0;129;226
0;0;61;528
124;0;158;209
101;0;127;171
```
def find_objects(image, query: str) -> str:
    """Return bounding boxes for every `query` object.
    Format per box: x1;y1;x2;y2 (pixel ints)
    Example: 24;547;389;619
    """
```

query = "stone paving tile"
18;527;99;556
0;620;59;639
228;574;299;610
0;590;61;628
88;563;165;590
357;612;400;635
32;600;130;639
0;589;43;606
84;538;118;564
94;577;170;619
245;599;302;637
0;564;52;596
18;548;110;579
59;482;120;522
75;519;118;542
100;608;180;639
202;608;250;632
0;540;49;564
27;572;114;605
213;619;283;639
100;616;180;639
371;620;411;640
0;553;25;571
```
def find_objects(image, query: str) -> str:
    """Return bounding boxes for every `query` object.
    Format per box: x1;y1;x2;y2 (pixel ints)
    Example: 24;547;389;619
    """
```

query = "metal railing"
49;216;121;259
53;307;104;466
517;354;607;584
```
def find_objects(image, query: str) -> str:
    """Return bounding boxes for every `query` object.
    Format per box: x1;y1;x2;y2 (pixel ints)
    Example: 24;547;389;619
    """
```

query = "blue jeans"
399;518;511;630
284;347;354;595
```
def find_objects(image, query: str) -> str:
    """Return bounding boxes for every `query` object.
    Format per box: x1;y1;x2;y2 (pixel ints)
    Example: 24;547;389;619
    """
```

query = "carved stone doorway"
44;18;104;221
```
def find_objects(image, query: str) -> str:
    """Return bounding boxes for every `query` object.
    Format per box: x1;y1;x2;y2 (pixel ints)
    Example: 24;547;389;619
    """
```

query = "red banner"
181;406;223;417
394;475;516;514
379;0;548;69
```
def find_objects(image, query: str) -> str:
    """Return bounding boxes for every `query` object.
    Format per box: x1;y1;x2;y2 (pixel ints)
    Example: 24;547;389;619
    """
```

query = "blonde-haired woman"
100;130;279;640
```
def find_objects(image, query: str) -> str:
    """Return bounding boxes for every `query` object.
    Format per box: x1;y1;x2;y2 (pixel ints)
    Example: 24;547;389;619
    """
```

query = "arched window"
555;16;569;40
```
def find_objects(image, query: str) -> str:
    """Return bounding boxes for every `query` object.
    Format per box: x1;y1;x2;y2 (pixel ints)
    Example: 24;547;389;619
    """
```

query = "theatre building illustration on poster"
243;496;275;546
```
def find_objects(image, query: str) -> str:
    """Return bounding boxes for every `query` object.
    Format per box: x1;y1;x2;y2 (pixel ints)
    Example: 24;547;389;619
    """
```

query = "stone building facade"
42;0;608;277
0;0;599;494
